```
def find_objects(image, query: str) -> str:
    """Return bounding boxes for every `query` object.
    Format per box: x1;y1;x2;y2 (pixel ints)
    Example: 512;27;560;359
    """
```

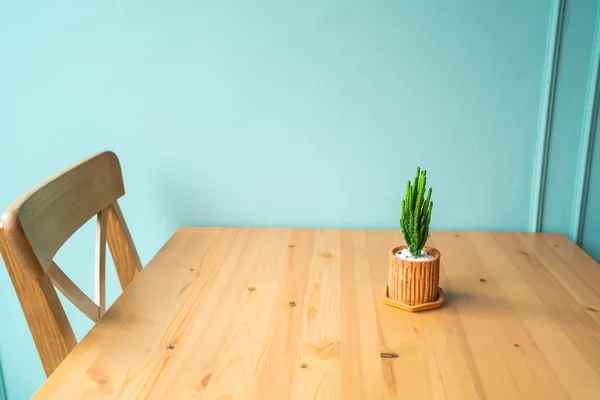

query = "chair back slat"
107;201;142;289
95;207;108;317
48;261;100;322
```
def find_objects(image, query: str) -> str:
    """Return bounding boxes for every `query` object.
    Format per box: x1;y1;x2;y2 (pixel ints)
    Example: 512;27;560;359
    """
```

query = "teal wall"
540;0;600;260
583;129;600;261
0;1;598;398
541;0;597;233
578;4;600;263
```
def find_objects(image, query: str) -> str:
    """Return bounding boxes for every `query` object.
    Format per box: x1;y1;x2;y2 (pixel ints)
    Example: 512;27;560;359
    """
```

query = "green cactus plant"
400;167;433;257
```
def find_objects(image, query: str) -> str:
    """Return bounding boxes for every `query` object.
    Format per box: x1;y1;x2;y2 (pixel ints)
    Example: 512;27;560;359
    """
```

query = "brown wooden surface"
0;151;143;377
95;207;108;318
34;229;600;399
48;261;100;322
1;151;124;279
0;227;76;376
106;201;142;290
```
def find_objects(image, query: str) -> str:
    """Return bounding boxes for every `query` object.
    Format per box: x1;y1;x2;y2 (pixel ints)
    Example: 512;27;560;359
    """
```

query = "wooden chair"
0;151;142;377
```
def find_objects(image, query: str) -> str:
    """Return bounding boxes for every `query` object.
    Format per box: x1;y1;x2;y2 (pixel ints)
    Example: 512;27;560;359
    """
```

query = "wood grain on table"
33;229;600;399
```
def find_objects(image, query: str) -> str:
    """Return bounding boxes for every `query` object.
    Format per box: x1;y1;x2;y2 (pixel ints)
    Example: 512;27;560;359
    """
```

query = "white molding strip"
571;8;600;244
529;0;565;232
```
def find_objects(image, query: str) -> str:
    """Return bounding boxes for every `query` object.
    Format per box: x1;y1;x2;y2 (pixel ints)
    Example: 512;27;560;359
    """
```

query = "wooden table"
34;228;600;399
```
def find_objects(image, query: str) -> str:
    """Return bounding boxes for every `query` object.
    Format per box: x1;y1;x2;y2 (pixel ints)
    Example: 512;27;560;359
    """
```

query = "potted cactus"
383;167;444;312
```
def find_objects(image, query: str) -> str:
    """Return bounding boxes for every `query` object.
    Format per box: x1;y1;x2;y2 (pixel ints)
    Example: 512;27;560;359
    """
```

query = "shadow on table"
441;290;479;309
441;288;574;324
441;289;526;320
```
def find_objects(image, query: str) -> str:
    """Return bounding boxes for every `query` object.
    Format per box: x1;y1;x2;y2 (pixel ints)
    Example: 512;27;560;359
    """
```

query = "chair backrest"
0;151;142;376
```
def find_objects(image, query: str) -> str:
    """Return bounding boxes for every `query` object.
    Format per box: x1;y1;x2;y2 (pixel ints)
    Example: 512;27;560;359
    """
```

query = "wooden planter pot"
383;245;444;312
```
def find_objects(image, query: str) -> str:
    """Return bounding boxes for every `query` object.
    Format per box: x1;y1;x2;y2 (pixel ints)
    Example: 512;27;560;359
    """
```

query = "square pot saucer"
383;286;444;312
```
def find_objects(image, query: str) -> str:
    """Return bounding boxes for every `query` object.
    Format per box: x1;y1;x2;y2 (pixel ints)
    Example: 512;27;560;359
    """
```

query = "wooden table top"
34;228;600;399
